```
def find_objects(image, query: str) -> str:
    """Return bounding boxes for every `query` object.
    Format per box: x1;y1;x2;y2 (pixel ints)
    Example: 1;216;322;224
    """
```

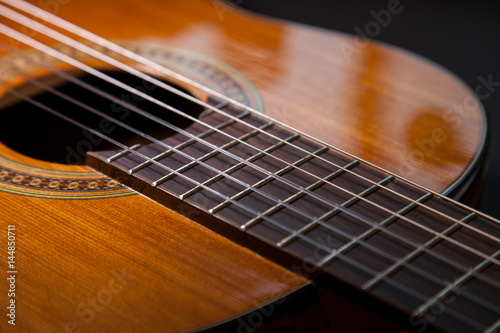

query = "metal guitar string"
1;20;499;282
0;6;497;274
4;0;498;241
0;1;498;322
0;5;499;268
0;9;498;326
0;64;492;332
1;39;499;328
0;0;498;304
0;16;496;332
5;40;500;294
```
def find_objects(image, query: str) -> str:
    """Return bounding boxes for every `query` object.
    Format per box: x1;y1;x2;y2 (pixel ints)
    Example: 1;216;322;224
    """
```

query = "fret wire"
3;54;351;260
363;212;478;291
0;4;496;326
3;64;495;332
277;172;390;247
106;144;142;163
413;248;500;318
242;162;374;232
208;137;315;214
181;133;301;201
312;192;500;293
290;206;500;317
318;193;434;268
316;190;500;290
1;29;499;271
128;101;236;175
2;6;497;255
485;318;500;333
323;245;487;331
151;120;275;187
2;81;335;255
340;223;500;317
270;193;500;316
244;164;390;232
3;39;500;306
6;49;500;298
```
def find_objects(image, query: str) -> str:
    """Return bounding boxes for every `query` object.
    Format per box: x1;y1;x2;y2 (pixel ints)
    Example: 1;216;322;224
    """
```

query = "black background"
235;0;500;219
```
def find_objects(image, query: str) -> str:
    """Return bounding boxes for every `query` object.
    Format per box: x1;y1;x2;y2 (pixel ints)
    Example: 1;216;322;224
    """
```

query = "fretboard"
87;100;500;333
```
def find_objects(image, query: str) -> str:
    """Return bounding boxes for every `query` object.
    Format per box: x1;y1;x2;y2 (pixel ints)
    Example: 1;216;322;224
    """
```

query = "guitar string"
0;78;494;330
0;23;497;282
2;30;500;330
26;60;500;295
1;8;499;268
0;7;498;294
0;3;498;254
27;63;500;317
0;0;500;306
2;37;500;318
3;0;499;240
0;0;496;326
4;28;499;296
6;50;500;294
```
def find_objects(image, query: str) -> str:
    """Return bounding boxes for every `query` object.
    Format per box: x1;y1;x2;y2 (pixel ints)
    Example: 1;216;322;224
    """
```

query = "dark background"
235;0;500;219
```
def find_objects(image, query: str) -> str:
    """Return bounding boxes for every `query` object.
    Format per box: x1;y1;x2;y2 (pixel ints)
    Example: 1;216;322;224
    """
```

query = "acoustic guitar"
0;0;498;332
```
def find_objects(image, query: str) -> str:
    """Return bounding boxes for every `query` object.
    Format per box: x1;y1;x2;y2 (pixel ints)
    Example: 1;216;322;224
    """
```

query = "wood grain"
0;0;488;331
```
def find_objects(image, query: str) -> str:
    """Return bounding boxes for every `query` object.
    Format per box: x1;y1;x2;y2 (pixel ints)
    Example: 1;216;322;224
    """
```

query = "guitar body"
0;0;488;332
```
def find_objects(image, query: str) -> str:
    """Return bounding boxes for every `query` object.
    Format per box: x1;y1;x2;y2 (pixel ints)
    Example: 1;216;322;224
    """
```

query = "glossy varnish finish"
0;0;490;332
87;97;500;332
0;0;486;193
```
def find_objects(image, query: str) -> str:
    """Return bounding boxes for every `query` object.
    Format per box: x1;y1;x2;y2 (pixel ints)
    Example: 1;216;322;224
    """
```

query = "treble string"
0;0;500;284
2;3;499;267
0;52;496;331
2;0;498;239
1;18;500;282
0;3;499;268
0;0;500;322
0;5;498;326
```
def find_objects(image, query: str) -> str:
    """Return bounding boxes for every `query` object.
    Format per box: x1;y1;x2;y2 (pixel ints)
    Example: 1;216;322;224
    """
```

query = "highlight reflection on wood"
0;0;489;332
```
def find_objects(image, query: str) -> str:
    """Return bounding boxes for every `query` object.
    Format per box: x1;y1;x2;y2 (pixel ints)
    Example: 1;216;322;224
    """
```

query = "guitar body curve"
0;0;488;332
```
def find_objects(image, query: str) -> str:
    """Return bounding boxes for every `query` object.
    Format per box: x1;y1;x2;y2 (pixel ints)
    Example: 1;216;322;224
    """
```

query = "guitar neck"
87;98;500;333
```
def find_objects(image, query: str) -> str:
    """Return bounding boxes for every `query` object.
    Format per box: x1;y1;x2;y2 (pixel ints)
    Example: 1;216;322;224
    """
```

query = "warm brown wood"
0;0;486;194
86;97;500;332
0;0;489;332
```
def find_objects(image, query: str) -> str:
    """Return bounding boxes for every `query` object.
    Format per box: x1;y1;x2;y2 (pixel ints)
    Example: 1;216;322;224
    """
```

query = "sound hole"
0;71;204;165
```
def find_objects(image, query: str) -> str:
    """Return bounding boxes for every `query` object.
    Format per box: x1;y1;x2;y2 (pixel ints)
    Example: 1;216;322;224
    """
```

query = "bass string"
2;24;496;288
0;64;496;331
1;36;500;315
0;2;496;328
0;0;500;298
0;4;499;266
0;5;500;296
30;60;500;295
3;0;498;237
